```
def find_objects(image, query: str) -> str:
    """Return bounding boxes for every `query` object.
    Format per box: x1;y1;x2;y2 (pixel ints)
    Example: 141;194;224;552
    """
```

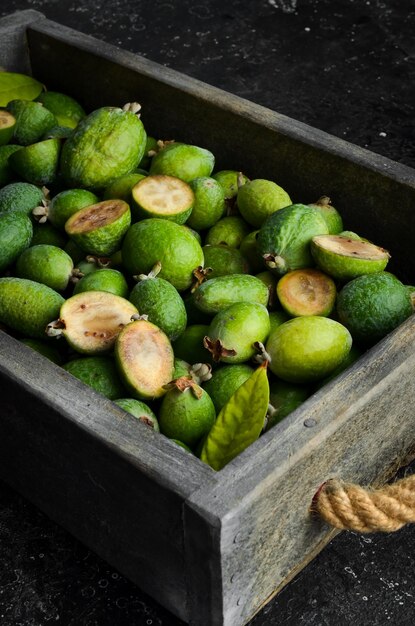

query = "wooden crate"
1;10;415;626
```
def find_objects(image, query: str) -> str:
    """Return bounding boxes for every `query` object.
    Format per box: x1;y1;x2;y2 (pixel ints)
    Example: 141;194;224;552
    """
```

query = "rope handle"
310;475;415;533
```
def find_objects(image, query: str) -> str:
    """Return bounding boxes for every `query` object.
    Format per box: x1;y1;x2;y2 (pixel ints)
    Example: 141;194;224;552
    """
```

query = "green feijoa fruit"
311;234;390;281
173;358;191;379
212;170;249;199
266;316;352;383
0;212;33;272
20;337;63;364
336;272;413;345
186;177;226;230
31;222;68;248
184;225;202;245
265;379;311;431
203;363;254;413
74;257;103;277
237;179;292;228
7;99;56;145
202;245;249;279
9;138;60;186
205;216;250;248
0;277;64;338
193;274;269;315
406;285;415;310
103;172;146;207
65;199;131;256
115;318;175;400
309;196;343;235
315;344;363;390
276;268;336;317
269;310;290;334
173;324;212;364
129;267;187;340
0;73;42;107
73;268;129;298
158;379;216;447
46;189;99;230
63;356;125;399
205;302;270;364
131;174;194;224
255;270;279;309
41;125;73;140
150;142;214;182
257;204;329;275
0;110;16;145
138;135;158;170
16;244;74;291
0;144;22;186
47;291;138;354
35;91;86;129
114;398;159;431
240;230;263;273
60;105;147;189
0;181;44;216
121;218;204;291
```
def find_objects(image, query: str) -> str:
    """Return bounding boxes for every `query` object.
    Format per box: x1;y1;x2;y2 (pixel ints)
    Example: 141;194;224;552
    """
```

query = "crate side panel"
26;25;415;282
0;333;213;621
0;10;45;73
186;315;415;625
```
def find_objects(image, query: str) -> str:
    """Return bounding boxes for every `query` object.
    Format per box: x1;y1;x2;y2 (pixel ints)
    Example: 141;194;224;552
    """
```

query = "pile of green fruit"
0;71;413;471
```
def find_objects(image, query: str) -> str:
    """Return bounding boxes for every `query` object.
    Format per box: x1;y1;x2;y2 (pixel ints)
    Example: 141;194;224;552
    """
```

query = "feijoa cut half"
276;268;336;317
65;199;131;256
311;234;390;280
0;110;16;146
47;291;138;354
132;174;194;223
115;318;175;400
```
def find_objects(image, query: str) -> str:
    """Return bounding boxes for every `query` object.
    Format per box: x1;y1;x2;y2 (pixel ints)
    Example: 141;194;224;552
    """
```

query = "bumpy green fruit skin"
158;386;216;447
0;212;33;272
16;244;74;291
257;204;329;275
149;143;214;182
194;274;269;314
237;179;292;228
9;138;61;186
114;398;159;431
7;99;56;145
202;245;249;279
60;107;147;189
208;302;270;363
48;189;99;230
74;268;129;298
0;181;43;216
0;277;64;339
129;277;187;340
336;272;413;344
186;177;226;230
266;316;352;383
63;356;125;400
203;364;254;413
121;218;204;291
205;216;250;248
173;324;212;364
212;170;249;199
0;144;22;186
265;379;311;431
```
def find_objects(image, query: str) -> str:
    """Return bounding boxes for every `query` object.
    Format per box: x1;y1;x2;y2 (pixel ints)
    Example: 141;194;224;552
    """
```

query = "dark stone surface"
0;1;415;624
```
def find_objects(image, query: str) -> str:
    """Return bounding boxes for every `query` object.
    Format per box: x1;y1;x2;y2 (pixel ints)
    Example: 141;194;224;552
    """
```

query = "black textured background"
1;1;415;625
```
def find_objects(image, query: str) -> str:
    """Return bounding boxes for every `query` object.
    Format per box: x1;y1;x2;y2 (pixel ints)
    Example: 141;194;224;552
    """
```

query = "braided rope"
311;475;415;533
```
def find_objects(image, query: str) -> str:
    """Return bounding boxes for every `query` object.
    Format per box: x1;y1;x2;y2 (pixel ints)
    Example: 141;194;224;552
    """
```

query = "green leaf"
200;362;269;471
0;72;43;107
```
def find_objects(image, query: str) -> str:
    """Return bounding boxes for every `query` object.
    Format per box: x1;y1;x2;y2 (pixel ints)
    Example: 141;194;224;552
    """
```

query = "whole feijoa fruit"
237;179;292;228
186;177;226;230
149;142;215;182
16;244;74;291
0;211;33;272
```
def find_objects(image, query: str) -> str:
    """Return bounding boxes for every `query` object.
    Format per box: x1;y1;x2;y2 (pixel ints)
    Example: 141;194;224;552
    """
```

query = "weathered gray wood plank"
0;10;45;73
0;331;215;620
185;314;415;625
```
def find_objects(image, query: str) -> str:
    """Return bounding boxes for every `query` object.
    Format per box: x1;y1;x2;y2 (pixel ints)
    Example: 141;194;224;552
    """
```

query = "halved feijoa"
131;174;194;223
0;110;16;146
276;268;336;317
115;318;175;400
46;291;138;354
65;199;131;256
311;234;390;280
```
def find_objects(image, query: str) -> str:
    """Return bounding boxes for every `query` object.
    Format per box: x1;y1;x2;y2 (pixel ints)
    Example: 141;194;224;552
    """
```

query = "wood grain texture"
1;12;415;625
185;314;415;625
0;331;214;620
